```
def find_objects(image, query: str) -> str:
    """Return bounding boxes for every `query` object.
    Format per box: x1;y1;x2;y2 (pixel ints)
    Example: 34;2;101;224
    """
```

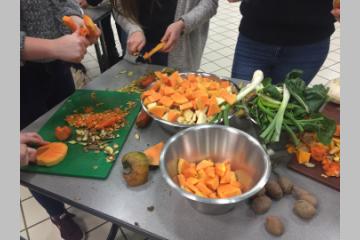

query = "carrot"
310;143;328;162
83;15;98;37
63;16;78;32
143;42;165;60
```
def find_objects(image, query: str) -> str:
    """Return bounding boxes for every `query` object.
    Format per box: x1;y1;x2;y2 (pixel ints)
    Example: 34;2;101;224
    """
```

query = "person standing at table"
21;0;100;239
228;0;340;84
111;0;219;71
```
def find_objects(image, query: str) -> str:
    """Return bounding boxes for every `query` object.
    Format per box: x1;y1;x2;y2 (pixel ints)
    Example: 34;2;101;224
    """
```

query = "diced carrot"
310;143;327;162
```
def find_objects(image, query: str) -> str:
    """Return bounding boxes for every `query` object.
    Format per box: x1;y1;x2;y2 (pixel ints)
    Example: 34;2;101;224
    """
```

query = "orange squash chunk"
167;110;181;122
177;174;186;188
178;158;189;174
197;169;207;182
159;96;174;107
187;177;199;185
204;167;216;178
196;182;213;196
208;81;220;90
36;142;68;167
215;162;226;177
148;106;167;118
209;192;217;198
163;86;175;96
142;89;156;99
207;97;221;117
179;102;193;111
181;81;191;89
217;184;241;198
144;141;164;166
195;96;209;111
220;165;232;184
143;97;152;106
169;71;181;84
219;91;237;105
150;81;161;91
196;160;214;171
205;177;220;191
186;183;206;197
148;92;162;102
171;93;188;104
183;164;198;178
188;74;197;82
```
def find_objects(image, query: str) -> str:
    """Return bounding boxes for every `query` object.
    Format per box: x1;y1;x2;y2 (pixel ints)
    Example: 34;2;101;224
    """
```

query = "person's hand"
77;0;89;9
331;8;340;22
20;133;48;167
51;30;90;63
70;15;101;45
127;31;146;55
161;20;185;53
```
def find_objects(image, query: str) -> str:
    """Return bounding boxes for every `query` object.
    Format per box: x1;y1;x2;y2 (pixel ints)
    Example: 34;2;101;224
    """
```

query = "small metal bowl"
141;72;239;134
160;125;271;215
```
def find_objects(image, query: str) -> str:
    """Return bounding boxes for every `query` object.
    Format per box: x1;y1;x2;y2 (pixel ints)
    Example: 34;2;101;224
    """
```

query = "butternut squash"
36;142;68;167
144;141;164;166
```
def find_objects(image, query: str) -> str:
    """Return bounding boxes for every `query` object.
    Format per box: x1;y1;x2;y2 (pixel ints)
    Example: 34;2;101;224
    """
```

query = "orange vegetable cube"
148;92;162;102
142;89;156;99
143;97;151;106
148;106;167;118
197;169;207;181
205;167;216;178
196;182;213;196
171;93;188;104
220;80;231;88
205;177;220;191
209;192;218;199
180;102;193;111
163;86;175;96
183;164;198;178
196;160;214;171
217;184;242;198
159;96;174;107
187;177;199;185
167;110;181;122
215;163;226;177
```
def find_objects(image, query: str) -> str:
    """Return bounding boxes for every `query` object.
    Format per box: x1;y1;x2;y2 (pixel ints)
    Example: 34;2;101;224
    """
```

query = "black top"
239;0;336;46
138;0;178;43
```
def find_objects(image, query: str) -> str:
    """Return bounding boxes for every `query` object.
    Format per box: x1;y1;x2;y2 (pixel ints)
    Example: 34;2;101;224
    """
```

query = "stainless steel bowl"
141;72;239;134
160;125;271;215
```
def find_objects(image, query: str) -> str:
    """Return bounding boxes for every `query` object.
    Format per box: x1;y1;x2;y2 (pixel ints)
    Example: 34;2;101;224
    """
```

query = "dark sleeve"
87;0;104;6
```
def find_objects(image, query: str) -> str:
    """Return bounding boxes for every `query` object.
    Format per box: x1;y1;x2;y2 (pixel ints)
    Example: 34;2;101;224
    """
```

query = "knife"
135;42;165;63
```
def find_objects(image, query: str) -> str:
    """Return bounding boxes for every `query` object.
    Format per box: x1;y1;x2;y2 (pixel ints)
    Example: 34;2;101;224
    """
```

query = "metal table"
84;6;114;73
21;61;340;240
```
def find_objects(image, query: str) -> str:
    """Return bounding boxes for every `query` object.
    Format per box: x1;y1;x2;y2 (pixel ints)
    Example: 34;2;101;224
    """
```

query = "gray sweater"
114;0;218;71
20;0;82;62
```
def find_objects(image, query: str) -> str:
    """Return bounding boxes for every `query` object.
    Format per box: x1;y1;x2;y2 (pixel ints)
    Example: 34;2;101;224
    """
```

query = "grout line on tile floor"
20;202;30;240
85;221;109;235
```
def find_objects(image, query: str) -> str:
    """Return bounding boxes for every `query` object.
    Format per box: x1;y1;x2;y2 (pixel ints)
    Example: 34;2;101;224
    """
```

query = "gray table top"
20;60;339;240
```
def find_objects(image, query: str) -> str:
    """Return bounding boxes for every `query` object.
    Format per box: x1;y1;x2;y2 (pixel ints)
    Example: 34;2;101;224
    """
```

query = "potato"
265;180;283;200
298;194;318;208
293;200;316;220
251;196;272;214
265;216;284;237
292;186;309;199
277;176;293;194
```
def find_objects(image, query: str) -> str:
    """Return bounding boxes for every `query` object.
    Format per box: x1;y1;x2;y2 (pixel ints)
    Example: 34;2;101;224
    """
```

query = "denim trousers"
231;34;330;85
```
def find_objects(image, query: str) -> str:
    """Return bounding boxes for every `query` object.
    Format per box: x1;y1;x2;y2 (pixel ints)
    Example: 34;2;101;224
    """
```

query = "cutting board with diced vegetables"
287;102;340;191
21;90;141;179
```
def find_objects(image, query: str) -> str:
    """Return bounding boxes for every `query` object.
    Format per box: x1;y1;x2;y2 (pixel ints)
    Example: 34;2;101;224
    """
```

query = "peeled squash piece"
36;142;68;167
144;141;164;166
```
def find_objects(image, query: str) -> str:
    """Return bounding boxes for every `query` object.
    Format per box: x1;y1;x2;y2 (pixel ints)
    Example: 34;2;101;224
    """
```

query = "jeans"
231;34;330;85
21;60;73;217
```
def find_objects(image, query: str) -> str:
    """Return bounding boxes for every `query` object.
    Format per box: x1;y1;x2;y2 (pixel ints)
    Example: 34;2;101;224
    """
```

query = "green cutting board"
21;90;141;179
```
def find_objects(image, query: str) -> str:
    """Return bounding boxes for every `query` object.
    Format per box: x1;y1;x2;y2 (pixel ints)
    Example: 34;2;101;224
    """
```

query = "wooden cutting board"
287;102;340;191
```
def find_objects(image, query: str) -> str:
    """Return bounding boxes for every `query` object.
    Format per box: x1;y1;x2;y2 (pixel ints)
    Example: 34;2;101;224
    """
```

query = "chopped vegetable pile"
177;159;253;199
142;71;238;125
287;124;340;177
243;70;336;145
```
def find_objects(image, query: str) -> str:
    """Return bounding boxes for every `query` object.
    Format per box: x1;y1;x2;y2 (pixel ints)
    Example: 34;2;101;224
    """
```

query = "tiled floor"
21;2;340;239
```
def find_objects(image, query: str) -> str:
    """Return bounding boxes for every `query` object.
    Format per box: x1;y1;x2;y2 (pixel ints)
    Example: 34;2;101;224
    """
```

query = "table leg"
106;223;119;240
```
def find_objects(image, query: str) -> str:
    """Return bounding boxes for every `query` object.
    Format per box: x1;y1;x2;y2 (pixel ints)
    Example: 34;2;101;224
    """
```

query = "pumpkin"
196;160;214;170
167;110;181;123
36;142;68;167
171;93;188;105
204;167;216;178
148;106;167;118
179;102;193;111
143;141;164;166
159;96;174;107
217;184;242;198
215;162;226;177
205;177;219;191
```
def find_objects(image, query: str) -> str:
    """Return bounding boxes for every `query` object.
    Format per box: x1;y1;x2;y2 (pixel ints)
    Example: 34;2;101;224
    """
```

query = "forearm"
181;0;219;34
21;37;57;61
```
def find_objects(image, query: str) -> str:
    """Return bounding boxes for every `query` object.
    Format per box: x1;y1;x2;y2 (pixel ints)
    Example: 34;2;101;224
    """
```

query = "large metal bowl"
141;72;239;134
160;125;271;215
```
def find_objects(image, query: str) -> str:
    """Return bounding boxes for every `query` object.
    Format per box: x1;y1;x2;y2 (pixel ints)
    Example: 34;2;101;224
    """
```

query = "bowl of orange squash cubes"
141;72;239;133
160;125;271;215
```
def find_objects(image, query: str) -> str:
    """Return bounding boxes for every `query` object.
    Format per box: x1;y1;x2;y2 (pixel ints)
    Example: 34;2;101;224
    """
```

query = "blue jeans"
231;34;330;85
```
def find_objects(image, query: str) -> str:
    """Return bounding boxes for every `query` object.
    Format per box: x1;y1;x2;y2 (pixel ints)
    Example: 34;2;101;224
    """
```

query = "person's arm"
86;0;104;6
54;0;83;17
21;30;90;63
180;0;219;34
